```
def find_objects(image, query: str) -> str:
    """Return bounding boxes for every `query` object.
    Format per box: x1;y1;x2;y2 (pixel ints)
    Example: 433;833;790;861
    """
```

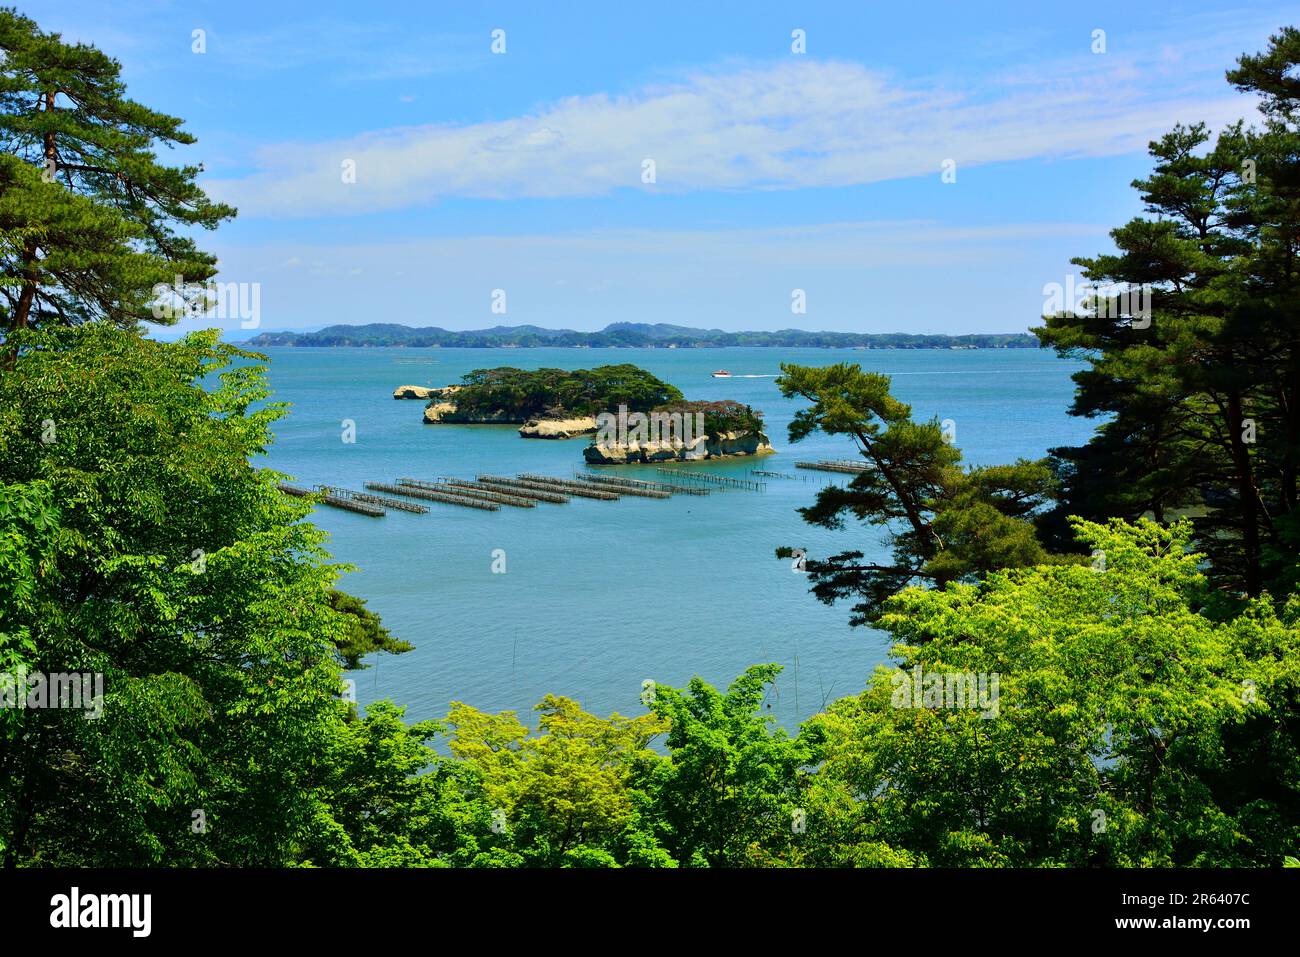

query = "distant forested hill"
243;322;1040;349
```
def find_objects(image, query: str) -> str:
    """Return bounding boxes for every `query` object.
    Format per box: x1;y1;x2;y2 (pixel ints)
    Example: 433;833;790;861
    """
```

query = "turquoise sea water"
256;346;1092;731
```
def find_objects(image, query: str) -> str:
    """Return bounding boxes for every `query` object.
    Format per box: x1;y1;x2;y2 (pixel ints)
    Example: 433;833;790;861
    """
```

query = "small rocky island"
396;365;679;440
394;364;771;460
584;400;772;463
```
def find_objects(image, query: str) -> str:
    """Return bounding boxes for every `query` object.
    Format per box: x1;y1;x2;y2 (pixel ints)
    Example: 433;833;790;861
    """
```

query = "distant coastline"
243;322;1039;350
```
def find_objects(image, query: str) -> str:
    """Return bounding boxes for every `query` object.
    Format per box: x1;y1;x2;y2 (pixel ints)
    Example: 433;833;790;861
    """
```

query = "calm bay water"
255;346;1091;731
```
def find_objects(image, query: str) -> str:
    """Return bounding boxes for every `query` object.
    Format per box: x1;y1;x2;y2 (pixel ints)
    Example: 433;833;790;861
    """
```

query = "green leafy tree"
644;665;817;866
0;325;368;866
775;362;1057;625
804;518;1300;866
305;701;465;867
444;694;669;866
0;11;417;868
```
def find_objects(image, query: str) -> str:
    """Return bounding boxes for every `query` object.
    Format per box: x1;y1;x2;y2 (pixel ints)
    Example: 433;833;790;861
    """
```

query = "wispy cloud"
198;20;483;81
206;37;1258;218
26;6;483;84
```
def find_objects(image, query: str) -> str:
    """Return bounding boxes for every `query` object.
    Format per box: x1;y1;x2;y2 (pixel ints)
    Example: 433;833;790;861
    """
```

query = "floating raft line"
398;478;536;508
750;469;795;479
795;460;872;474
564;475;670;499
510;474;622;501
518;473;670;500
652;468;765;491
478;475;619;501
365;481;498;511
319;485;428;514
278;482;386;516
442;478;569;505
575;472;709;496
320;496;385;517
572;480;668;499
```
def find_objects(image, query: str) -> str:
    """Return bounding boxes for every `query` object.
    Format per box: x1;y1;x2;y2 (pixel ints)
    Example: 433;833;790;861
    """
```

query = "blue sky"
22;0;1296;334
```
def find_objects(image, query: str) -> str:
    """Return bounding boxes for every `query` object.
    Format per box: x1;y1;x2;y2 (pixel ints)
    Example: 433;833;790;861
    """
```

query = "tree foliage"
775;362;1058;624
805;519;1300;866
449;364;684;420
0;326;354;865
0;8;234;333
327;590;413;670
652;399;764;436
1036;28;1300;604
444;695;667;866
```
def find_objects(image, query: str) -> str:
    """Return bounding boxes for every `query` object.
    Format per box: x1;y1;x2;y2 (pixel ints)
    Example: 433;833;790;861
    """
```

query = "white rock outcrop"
583;430;773;464
393;384;437;400
518;417;599;439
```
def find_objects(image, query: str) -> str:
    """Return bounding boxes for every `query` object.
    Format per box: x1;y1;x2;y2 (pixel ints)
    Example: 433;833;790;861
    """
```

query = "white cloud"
206;44;1256;218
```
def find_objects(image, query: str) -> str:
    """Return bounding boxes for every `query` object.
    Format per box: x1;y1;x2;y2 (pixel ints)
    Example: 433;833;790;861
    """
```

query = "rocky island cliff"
584;400;772;463
584;429;772;463
393;384;439;400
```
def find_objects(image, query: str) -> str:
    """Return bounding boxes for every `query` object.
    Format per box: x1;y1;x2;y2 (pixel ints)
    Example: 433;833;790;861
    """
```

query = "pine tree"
1037;29;1300;602
0;7;234;333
